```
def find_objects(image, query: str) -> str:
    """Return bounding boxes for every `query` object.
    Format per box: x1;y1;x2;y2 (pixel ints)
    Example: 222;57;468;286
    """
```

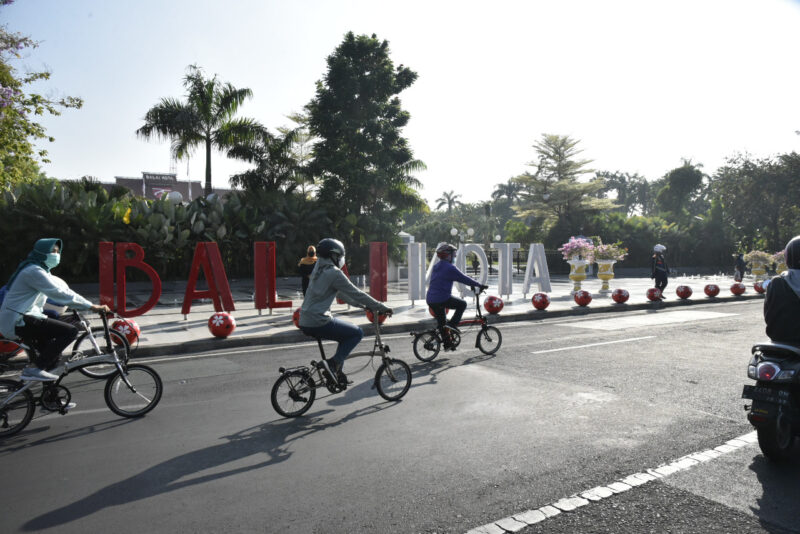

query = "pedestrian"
471;255;479;276
0;238;110;383
650;244;669;299
298;245;317;296
426;243;487;350
734;253;746;282
299;238;392;387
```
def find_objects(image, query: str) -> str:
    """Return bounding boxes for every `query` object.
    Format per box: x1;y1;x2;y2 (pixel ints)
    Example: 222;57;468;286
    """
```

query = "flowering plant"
558;236;595;262
772;250;785;264
593;241;628;261
743;250;772;266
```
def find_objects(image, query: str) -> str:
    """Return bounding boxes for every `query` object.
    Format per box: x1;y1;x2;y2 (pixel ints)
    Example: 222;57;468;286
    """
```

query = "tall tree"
137;65;260;195
1;8;82;188
654;160;707;221
306;32;426;262
227;126;299;192
435;190;462;212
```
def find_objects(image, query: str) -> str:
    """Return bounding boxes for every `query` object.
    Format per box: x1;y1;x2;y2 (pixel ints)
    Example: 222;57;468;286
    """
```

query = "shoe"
41;402;76;413
318;360;337;384
444;324;462;335
20;367;59;382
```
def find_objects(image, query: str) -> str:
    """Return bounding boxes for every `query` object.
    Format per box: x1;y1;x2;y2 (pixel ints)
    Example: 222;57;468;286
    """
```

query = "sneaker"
20;367;59;382
41;402;76;413
318;360;336;384
444;324;462;335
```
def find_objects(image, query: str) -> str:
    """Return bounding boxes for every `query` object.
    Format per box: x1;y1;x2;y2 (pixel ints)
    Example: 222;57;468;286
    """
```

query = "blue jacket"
426;261;480;304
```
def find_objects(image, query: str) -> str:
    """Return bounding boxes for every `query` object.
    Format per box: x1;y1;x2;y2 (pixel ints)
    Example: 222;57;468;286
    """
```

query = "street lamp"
495;234;502;242
467;228;474;240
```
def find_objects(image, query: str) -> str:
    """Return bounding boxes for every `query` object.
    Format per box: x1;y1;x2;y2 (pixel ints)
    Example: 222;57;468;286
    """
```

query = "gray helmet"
785;236;800;269
317;238;345;266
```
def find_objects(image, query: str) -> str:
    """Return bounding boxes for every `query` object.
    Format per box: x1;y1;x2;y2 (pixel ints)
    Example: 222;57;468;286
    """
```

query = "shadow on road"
750;453;800;533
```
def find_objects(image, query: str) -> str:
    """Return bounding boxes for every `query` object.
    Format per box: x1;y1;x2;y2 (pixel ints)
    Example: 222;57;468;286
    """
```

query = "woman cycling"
0;238;110;382
426;242;487;350
299;238;392;386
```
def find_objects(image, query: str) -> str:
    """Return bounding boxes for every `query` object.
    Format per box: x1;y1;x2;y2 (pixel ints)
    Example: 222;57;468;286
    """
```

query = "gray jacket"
299;257;390;328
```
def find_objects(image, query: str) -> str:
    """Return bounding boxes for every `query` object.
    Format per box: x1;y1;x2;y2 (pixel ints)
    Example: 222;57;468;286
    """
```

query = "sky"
4;0;800;206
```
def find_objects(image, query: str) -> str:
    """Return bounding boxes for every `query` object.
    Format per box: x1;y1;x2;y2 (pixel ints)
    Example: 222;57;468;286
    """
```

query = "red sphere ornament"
676;285;693;299
112;319;141;345
754;281;766;294
611;288;629;303
704;284;720;297
365;309;388;324
292;308;302;328
208;312;236;338
483;295;504;314
731;282;746;295
573;290;592;306
428;307;451;318
646;288;662;301
532;292;550;310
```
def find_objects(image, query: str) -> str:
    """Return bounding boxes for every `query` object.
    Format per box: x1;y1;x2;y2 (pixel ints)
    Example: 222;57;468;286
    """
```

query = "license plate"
742;384;791;406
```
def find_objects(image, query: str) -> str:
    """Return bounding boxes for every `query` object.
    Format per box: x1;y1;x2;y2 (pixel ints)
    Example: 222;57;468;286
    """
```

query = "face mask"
44;252;60;269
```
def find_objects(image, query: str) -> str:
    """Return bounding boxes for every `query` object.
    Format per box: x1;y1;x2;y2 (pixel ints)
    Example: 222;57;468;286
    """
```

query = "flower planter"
595;259;616;292
567;259;589;293
750;262;767;281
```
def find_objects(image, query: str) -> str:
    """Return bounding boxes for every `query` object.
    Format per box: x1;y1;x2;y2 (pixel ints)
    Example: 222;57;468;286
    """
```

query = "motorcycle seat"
753;342;800;358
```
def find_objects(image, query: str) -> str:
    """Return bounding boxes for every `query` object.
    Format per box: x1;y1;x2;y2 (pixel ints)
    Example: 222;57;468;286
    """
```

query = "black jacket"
650;254;668;278
764;276;800;344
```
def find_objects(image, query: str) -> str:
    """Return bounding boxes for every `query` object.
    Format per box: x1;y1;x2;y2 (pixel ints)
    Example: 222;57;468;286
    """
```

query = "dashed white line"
464;431;758;534
530;336;655;354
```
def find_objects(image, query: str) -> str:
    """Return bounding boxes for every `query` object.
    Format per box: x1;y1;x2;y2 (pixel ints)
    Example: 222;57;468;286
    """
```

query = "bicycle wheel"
375;359;411;401
104;364;162;418
412;332;440;362
271;371;316;417
0;379;35;438
476;326;502;355
73;328;130;379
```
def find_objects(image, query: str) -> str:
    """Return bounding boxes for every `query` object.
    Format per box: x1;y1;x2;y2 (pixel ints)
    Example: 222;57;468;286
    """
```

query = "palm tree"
435;190;462;212
491;179;521;203
136;64;261;195
228;127;300;192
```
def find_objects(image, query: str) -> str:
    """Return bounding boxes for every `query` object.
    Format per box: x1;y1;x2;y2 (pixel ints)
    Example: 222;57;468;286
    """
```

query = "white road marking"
531;336;655;354
465;431;759;534
561;310;737;331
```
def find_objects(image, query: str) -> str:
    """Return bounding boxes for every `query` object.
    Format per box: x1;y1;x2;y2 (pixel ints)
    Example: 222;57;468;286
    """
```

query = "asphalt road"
1;299;798;534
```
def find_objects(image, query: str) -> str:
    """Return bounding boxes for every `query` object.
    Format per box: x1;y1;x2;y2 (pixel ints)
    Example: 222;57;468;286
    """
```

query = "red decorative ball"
208;312;236;338
574;290;592;306
532;292;550;310
112;319;141;345
646;288;662;301
366;309;388;324
731;282;746;295
483;295;504;314
754;281;766;294
611;288;629;303
428;307;451;318
292;308;302;328
676;285;693;299
704;284;720;297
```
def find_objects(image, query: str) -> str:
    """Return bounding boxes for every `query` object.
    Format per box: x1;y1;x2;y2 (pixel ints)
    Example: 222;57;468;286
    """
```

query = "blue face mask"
44;253;60;269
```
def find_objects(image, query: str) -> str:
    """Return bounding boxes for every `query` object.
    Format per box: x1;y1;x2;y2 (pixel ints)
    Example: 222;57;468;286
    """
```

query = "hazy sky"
5;0;800;205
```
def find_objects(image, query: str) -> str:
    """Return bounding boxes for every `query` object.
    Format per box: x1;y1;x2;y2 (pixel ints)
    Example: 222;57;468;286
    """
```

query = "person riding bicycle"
299;238;392;387
0;238;110;382
764;235;800;345
426;242;487;350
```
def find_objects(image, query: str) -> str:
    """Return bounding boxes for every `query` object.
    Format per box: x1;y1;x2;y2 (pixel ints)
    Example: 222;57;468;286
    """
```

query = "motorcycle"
742;342;800;461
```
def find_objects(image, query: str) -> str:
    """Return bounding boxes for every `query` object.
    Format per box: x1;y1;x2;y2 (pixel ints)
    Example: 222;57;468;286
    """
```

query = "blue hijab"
5;238;62;291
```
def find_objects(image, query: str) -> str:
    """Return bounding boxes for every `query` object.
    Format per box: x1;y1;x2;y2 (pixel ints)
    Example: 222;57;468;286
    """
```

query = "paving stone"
646;468;665;478
495;516;528;532
513;509;547;525
552;496;589;511
726;438;748;448
621;474;648;486
702;448;723;458
715;444;736;453
466;523;505;534
653;464;680;476
539;505;562;518
582;486;615;500
672;457;699;470
740;432;758;443
688;451;714;462
607;481;633;493
631;472;658;483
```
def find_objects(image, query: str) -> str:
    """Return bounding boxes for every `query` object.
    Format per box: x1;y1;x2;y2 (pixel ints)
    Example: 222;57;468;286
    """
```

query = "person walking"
734;253;746;282
650;244;669;299
297;245;317;296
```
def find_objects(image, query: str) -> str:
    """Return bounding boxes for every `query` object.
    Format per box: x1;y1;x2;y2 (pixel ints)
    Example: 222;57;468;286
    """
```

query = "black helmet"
436;242;457;261
785;236;800;269
317;238;345;266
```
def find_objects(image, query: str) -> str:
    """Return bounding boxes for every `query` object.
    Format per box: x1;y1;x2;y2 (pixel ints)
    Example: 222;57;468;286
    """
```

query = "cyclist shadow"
23;402;397;531
408;350;499;390
0;418;135;456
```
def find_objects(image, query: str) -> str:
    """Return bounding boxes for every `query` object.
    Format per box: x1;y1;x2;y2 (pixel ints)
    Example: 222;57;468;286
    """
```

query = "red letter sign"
254;242;292;312
182;242;235;315
115;242;163;317
369;242;388;302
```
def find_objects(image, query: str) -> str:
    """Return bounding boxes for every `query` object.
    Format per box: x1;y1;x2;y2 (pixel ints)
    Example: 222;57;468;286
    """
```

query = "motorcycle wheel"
756;413;795;462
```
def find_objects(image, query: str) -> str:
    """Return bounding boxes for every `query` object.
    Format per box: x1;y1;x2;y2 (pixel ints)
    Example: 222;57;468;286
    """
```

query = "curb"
131;293;763;358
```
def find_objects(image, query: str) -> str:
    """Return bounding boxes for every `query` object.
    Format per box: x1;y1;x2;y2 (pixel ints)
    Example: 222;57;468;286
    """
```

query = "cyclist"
299;238;392;386
764;235;800;344
0;238;110;382
426;242;487;350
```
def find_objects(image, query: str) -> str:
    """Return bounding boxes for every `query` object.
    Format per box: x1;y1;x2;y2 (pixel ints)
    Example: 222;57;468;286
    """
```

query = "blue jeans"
301;318;363;369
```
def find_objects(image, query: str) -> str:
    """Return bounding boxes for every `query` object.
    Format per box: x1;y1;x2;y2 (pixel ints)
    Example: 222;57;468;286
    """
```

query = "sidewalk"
93;273;764;358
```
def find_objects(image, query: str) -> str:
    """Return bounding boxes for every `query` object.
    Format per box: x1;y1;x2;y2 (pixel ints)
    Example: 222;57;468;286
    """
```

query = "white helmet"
653;244;666;253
